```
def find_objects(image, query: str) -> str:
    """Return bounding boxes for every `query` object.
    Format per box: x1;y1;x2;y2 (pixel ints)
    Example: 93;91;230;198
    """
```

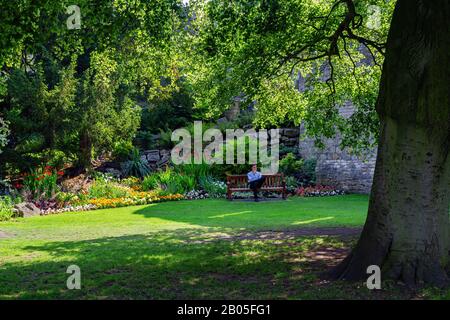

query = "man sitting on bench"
247;164;265;202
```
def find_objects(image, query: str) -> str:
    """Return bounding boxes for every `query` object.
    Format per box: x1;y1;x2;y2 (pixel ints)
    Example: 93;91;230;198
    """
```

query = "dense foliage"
188;0;395;152
1;0;394;176
0;117;9;154
0;0;395;218
0;196;15;221
0;0;190;174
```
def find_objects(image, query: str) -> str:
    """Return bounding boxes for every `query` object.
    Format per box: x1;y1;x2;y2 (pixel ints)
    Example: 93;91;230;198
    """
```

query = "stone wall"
279;128;300;147
141;149;171;170
297;103;377;194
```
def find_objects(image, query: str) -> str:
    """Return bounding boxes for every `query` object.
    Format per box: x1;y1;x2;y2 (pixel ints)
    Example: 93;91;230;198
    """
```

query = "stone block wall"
141;149;171;170
279;128;300;147
297;103;377;194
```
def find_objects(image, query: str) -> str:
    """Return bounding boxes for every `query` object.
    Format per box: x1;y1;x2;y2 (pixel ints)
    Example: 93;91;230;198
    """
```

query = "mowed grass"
0;195;368;241
0;195;448;300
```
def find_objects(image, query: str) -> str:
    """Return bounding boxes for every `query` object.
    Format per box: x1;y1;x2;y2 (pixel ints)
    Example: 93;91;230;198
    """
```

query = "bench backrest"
226;174;285;188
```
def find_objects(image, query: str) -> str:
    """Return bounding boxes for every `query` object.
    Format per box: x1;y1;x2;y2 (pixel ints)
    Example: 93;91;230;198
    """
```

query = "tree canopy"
188;0;395;152
0;0;191;171
0;0;397;170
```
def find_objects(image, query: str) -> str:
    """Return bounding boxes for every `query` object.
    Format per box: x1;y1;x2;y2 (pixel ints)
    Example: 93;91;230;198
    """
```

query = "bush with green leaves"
0;117;11;189
0;178;12;196
158;172;195;194
120;177;141;189
208;138;260;177
0;195;15;221
285;176;299;194
0;117;9;155
88;176;131;199
142;174;160;191
113;141;135;162
297;159;317;186
139;84;195;135
214;111;255;132
174;162;212;181
41;149;72;171
2;53;141;174
279;153;304;177
158;129;174;149
279;145;298;157
121;148;151;178
199;176;227;198
179;175;196;193
55;192;78;205
134;131;156;150
142;168;196;194
173;137;266;179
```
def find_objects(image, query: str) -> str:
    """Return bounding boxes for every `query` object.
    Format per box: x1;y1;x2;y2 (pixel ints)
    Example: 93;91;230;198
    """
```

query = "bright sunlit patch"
208;211;253;219
291;217;334;225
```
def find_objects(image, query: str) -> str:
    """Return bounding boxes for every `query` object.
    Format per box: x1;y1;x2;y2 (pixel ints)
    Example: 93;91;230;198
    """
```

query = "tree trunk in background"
79;131;93;170
331;0;450;286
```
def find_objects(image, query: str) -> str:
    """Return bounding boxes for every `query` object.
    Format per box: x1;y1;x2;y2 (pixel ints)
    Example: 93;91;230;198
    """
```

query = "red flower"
57;171;64;176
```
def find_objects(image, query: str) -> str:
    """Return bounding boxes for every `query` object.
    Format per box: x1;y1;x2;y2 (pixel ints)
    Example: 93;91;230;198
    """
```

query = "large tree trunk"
79;130;93;171
331;0;450;286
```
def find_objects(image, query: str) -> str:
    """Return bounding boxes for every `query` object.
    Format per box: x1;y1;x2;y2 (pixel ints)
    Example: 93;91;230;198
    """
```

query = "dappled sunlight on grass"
291;217;335;225
3;195;435;300
0;230;358;299
208;211;253;219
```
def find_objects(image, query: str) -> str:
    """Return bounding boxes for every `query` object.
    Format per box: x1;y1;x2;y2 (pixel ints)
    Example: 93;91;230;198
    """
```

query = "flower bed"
295;185;345;197
41;204;97;215
39;192;184;214
184;190;209;200
6;166;346;221
86;192;184;209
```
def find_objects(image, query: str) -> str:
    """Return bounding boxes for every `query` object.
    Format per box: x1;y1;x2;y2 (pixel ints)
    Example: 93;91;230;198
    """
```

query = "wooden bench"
226;174;287;200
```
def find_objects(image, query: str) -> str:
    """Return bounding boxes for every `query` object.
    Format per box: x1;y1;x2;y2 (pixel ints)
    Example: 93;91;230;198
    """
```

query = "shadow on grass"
0;228;358;300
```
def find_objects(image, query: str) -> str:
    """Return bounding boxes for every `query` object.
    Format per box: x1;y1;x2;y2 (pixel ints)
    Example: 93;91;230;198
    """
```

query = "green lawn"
0;195;448;300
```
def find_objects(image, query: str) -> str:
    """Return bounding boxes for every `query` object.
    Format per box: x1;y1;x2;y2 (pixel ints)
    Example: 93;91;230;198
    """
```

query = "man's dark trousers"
249;176;265;200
